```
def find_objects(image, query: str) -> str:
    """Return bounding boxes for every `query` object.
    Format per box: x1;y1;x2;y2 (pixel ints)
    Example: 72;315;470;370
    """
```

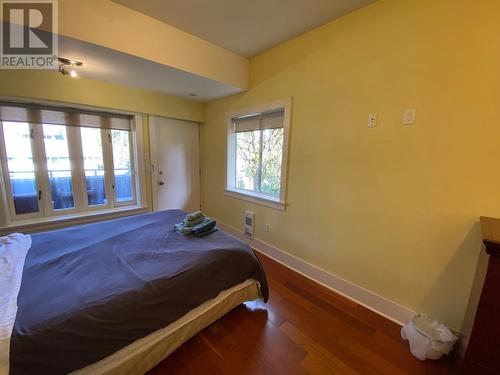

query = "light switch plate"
403;109;417;125
368;113;377;128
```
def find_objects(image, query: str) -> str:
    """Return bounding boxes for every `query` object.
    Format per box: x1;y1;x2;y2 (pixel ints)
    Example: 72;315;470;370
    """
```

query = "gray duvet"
10;210;268;374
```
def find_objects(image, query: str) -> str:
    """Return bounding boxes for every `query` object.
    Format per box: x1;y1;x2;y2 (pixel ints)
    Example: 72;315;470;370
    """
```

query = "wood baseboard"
217;221;415;326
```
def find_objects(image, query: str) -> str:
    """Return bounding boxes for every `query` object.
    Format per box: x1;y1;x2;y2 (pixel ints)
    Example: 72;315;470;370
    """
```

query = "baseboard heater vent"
244;211;254;240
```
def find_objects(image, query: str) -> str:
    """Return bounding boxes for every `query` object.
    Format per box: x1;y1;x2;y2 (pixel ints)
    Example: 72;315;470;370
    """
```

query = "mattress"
10;210;268;374
72;279;261;375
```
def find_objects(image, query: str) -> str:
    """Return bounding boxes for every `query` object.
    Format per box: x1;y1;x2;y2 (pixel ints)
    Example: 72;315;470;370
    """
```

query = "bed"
6;210;268;374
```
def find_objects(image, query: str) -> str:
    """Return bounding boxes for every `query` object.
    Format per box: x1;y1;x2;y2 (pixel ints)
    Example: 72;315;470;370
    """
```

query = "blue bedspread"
10;210;268;374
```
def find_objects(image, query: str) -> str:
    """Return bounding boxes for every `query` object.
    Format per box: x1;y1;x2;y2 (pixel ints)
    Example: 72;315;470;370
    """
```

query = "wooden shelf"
460;217;500;374
480;216;500;255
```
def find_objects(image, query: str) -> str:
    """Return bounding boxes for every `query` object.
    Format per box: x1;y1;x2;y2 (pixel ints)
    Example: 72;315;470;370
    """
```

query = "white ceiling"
59;36;243;101
112;0;377;58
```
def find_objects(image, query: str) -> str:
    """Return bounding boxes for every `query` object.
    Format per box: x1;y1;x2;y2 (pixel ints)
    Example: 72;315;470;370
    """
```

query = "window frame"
0;98;147;228
0;122;46;221
78;127;112;212
38;123;81;217
225;98;291;210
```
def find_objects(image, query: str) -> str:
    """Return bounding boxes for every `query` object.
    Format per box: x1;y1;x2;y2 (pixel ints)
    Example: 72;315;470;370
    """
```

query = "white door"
150;116;200;212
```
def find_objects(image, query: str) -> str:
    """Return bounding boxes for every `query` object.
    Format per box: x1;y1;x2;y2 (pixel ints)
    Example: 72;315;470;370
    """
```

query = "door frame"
149;115;160;212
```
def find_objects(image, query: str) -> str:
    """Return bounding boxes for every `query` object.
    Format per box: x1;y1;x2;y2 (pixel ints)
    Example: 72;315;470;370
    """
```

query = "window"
0;101;144;224
2;122;40;215
42;124;75;211
111;129;134;203
81;127;107;206
226;99;291;209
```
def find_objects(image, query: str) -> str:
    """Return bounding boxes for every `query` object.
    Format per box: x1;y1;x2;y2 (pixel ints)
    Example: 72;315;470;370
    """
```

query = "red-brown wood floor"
148;252;454;374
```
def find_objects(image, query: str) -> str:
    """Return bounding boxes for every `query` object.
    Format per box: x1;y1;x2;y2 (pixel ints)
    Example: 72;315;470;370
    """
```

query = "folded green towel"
174;223;192;235
174;217;216;236
192;219;216;235
186;211;203;221
183;215;205;227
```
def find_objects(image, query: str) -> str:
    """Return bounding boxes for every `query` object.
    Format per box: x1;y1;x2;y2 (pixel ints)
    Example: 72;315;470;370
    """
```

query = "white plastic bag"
401;315;457;360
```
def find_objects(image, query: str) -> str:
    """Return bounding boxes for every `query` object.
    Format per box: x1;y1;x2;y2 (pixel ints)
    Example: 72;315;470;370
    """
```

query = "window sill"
0;205;150;235
224;188;285;211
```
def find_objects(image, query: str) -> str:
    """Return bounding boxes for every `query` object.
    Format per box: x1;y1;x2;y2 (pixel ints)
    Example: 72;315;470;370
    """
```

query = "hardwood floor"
149;251;454;374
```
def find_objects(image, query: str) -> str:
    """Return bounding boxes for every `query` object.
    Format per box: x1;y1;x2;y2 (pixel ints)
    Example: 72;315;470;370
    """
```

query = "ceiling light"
57;57;83;78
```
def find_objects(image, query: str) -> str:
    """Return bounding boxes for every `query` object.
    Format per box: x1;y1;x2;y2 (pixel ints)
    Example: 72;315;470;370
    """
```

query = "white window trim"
0;205;149;235
225;98;291;211
0;96;148;229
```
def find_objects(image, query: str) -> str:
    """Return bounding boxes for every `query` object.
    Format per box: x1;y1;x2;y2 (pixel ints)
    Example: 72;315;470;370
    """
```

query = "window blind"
233;108;284;133
0;101;132;130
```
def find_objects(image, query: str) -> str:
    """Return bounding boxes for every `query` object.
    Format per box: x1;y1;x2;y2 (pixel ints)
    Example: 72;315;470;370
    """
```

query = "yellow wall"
202;0;500;330
0;70;204;122
0;69;205;209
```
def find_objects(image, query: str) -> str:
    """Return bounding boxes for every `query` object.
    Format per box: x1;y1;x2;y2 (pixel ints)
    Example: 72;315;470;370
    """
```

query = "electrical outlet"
368;113;377;128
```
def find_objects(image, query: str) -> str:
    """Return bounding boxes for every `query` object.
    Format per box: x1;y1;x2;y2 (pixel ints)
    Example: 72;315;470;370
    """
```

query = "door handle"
158;181;165;186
